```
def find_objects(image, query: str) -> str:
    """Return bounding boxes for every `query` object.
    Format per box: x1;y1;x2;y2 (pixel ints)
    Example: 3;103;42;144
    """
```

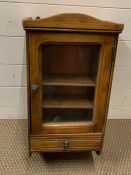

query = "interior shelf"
43;74;95;87
43;95;93;109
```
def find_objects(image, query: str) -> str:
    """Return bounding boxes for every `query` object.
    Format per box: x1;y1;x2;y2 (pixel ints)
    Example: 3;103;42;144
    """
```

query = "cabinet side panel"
95;35;116;132
26;32;31;155
100;34;119;152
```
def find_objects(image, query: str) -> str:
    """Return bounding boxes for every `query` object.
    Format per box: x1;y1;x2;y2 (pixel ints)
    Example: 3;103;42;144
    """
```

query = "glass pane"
41;44;101;124
43;86;94;109
43;109;93;123
42;44;100;82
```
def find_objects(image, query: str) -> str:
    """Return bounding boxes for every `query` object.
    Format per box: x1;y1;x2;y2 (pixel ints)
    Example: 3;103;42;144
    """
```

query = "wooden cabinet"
23;13;123;155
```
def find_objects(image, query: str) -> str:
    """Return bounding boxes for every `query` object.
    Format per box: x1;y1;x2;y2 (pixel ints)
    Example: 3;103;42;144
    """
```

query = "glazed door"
29;32;115;135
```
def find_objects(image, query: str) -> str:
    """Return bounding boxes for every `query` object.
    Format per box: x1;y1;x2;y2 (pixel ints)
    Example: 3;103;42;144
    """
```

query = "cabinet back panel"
42;44;100;79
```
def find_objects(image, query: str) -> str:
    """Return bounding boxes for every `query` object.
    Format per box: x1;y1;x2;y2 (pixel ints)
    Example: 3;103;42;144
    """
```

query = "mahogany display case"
23;13;123;155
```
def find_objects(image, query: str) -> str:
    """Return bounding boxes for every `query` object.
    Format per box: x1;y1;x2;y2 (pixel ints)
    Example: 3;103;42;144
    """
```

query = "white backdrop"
0;1;131;119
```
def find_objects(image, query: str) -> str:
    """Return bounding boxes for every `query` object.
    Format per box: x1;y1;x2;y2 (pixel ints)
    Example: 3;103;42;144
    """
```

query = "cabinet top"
22;13;124;33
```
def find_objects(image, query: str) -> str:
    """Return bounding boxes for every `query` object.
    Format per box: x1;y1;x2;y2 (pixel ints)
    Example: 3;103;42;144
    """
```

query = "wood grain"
0;64;27;87
0;36;25;65
0;3;129;39
23;13;123;32
1;0;131;9
23;13;123;154
0;2;130;120
30;138;101;152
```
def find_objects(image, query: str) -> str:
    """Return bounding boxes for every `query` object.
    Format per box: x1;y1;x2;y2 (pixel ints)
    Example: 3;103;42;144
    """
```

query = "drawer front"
30;138;101;152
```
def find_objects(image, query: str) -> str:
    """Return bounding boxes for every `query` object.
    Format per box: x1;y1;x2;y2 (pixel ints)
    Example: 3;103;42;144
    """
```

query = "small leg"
29;151;32;157
96;151;102;155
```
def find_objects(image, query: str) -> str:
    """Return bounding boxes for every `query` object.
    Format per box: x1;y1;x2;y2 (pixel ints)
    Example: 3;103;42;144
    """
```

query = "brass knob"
31;84;39;93
63;140;69;149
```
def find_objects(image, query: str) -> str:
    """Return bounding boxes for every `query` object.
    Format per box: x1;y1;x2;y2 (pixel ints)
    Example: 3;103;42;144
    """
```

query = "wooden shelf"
43;75;95;87
43;96;93;109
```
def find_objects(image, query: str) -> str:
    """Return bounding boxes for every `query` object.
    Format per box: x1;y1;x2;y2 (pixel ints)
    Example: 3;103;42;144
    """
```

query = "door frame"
29;31;114;135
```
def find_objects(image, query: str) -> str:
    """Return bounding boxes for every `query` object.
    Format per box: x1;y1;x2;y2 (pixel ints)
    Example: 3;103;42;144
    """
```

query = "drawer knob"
31;84;39;93
63;140;69;149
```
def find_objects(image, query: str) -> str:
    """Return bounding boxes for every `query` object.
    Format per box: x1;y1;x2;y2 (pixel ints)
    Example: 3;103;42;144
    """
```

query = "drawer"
30;138;101;152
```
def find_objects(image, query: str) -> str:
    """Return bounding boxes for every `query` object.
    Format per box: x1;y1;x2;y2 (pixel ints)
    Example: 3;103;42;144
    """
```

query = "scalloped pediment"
23;13;124;33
